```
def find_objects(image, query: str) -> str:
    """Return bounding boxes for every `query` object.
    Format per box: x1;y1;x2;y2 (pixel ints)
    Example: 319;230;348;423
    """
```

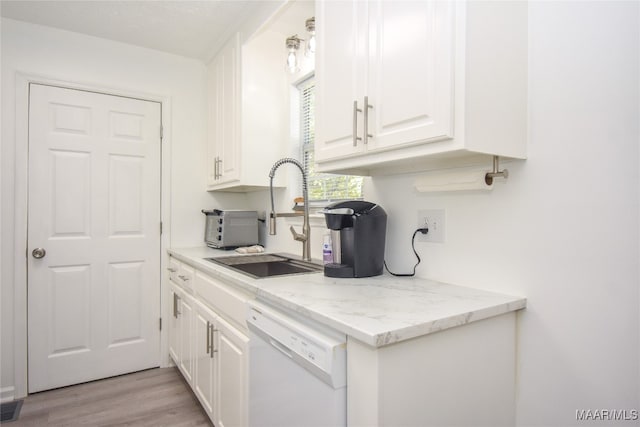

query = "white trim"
12;72;172;397
0;386;16;403
14;74;29;399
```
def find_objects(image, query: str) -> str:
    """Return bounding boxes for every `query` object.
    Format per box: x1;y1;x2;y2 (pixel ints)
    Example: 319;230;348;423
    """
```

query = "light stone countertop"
168;246;526;347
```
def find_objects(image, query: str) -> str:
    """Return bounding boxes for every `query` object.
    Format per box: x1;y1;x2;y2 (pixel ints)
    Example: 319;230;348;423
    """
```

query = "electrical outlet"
417;209;445;243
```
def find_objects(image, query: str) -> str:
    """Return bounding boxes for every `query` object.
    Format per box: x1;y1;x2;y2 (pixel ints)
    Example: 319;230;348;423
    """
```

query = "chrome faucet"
268;158;311;262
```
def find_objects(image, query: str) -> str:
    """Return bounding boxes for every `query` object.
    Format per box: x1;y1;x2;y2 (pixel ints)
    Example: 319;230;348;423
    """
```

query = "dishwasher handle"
269;338;293;359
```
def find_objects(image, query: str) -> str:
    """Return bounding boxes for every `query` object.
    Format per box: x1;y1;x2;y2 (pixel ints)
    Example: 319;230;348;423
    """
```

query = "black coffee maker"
321;200;387;278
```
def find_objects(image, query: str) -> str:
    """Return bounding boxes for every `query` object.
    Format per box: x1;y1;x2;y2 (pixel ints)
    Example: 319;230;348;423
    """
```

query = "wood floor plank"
10;367;211;426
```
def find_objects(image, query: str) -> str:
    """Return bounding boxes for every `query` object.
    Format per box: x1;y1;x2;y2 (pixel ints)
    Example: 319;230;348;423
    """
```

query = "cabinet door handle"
217;158;222;179
363;96;373;144
173;294;180;318
352;100;363;147
173;293;177;318
178;275;190;282
214;157;222;180
167;267;177;273
206;321;211;354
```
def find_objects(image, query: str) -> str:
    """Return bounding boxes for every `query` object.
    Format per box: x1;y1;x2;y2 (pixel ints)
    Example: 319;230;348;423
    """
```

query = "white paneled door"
27;84;162;393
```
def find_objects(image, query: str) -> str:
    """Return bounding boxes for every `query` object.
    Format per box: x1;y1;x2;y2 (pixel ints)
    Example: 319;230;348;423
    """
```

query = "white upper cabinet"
367;1;455;151
206;30;288;192
315;0;528;175
314;0;365;160
207;33;241;188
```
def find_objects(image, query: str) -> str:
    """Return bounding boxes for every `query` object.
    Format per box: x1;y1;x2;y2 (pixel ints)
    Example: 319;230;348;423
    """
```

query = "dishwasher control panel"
290;333;324;366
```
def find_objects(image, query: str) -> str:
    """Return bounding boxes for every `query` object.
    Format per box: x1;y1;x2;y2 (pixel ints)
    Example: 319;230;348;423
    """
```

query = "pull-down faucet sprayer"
268;158;311;262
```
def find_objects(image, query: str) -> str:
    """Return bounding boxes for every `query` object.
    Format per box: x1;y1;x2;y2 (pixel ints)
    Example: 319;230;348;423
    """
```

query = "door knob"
32;248;46;259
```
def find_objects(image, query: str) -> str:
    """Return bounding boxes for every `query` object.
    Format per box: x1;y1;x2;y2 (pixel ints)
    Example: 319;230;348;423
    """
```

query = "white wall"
246;1;639;425
244;0;324;259
0;18;246;397
362;2;638;425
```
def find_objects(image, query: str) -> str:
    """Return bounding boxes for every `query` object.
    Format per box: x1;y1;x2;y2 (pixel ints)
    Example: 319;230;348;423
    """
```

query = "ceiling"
0;0;282;62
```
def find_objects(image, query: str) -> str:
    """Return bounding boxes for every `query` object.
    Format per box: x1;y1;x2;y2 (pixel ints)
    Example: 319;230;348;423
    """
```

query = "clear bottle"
322;232;334;265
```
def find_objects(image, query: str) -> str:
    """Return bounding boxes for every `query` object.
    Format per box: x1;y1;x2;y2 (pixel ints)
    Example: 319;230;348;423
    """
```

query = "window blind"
299;78;363;202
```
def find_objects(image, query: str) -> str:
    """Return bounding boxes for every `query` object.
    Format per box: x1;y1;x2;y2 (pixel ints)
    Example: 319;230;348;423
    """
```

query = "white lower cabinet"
169;283;194;385
168;285;180;364
194;301;217;417
178;291;194;384
169;258;249;426
347;313;517;426
215;316;249;427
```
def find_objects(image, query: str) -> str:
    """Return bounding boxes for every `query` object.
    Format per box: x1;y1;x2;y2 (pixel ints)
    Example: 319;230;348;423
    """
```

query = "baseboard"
0;386;16;403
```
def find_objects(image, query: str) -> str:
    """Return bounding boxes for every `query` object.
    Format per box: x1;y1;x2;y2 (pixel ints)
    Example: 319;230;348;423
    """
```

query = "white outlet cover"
417;209;445;243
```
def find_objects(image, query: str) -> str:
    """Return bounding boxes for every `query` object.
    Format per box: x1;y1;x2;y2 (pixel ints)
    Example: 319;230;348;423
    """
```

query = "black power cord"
383;227;429;277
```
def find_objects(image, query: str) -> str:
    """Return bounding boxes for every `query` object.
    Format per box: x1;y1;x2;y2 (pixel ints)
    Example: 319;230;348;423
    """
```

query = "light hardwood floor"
10;367;211;426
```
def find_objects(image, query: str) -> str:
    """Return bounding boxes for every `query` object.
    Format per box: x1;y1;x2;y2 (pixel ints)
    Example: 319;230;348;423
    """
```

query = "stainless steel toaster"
202;209;259;249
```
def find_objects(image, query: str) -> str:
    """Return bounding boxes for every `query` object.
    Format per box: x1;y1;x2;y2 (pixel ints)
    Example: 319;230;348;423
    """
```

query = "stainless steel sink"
204;254;323;279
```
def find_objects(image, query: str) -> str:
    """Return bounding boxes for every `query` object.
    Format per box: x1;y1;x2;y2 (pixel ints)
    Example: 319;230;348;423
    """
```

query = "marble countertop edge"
167;247;526;348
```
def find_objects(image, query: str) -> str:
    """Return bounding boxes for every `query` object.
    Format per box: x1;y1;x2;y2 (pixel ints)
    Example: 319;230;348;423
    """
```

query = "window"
299;77;363;202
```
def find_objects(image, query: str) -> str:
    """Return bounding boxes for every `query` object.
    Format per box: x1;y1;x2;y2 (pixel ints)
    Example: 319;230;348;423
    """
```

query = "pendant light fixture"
285;35;303;74
305;17;316;56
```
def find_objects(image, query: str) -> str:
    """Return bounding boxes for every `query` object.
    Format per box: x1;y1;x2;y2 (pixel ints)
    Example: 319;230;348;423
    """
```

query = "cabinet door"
179;294;194;384
207;34;241;188
207;58;220;186
315;0;368;162
194;302;217;418
366;0;455;151
168;285;180;364
219;33;241;184
215;317;249;427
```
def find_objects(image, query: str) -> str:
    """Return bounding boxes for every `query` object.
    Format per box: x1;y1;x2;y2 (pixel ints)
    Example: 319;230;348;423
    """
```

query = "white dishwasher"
247;300;347;427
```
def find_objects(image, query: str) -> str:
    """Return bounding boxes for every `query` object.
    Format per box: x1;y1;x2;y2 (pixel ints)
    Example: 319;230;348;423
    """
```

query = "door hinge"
160;126;164;140
160;221;163;235
159;317;162;331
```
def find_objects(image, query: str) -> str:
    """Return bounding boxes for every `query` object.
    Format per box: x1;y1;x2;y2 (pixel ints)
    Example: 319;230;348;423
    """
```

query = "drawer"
177;263;195;292
167;257;181;283
195;270;250;330
168;256;195;293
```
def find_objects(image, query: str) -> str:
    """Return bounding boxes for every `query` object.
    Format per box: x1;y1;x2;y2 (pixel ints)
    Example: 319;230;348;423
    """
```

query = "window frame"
297;76;363;206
